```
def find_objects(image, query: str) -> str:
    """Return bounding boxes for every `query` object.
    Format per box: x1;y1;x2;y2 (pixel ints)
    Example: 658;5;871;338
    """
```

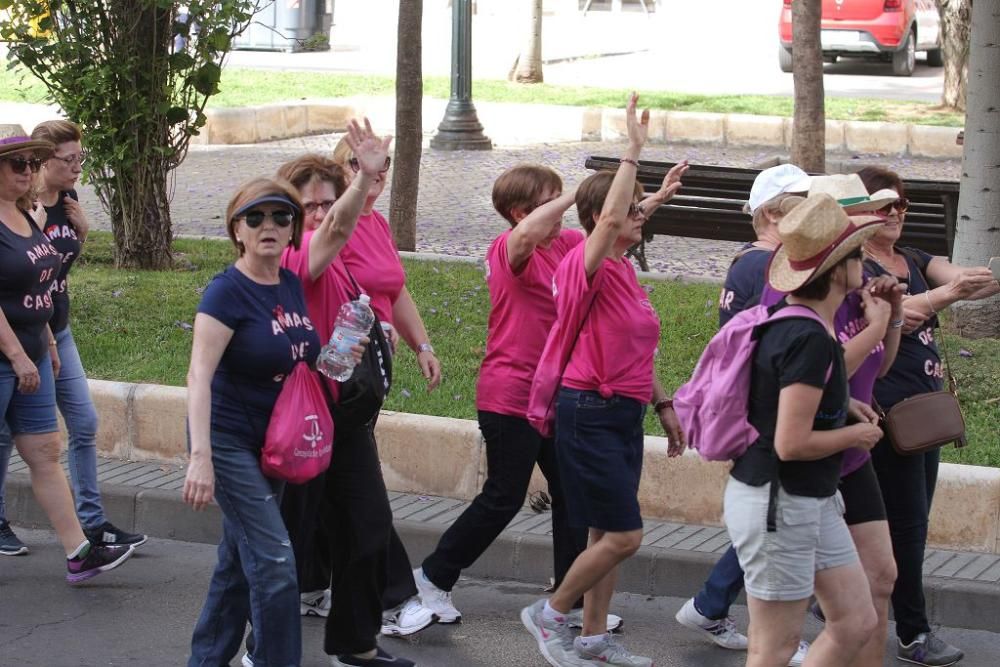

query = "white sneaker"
300;588;332;617
412;567;462;624
788;640;809;667
574;634;653;666
240;652;253;667
381;596;438;637
566;608;624;633
674;597;748;650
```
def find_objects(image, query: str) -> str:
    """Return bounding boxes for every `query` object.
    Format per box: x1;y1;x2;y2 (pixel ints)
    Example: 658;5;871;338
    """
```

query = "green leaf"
190;62;222;96
165;106;189;124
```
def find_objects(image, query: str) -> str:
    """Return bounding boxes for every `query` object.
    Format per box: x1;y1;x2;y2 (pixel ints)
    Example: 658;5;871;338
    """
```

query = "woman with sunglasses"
0;123;135;578
0;121;146;560
857;166;999;667
184;177;322;667
521;95;684;667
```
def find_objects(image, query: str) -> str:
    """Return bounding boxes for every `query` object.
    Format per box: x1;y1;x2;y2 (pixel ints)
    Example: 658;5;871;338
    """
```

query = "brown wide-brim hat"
767;193;884;293
0;124;54;159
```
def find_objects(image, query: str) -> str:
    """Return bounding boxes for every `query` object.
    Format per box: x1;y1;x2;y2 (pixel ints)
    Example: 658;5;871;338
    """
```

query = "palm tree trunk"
389;0;423;252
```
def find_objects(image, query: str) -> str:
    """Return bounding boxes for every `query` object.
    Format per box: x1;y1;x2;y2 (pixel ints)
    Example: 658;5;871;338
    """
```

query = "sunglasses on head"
348;156;391;174
627;201;646;220
241;209;294;228
3;156;44;174
877;198;909;216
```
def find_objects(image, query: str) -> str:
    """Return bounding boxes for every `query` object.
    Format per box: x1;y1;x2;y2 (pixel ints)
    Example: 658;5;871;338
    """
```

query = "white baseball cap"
747;164;813;215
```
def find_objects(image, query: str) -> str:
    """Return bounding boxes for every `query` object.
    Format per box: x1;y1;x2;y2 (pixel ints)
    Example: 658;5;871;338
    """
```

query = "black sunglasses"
348;156;391;174
877;198;909;216
627;201;646;220
241;209;294;228
3;156;44;174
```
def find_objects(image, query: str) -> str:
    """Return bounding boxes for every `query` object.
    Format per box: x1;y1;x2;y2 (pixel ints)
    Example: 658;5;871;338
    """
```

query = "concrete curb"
192;96;963;159
7;474;999;634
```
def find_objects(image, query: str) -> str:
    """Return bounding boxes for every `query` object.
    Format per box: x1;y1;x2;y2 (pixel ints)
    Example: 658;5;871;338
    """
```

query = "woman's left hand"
63;196;90;241
349;336;370;365
659;407;686;457
417;350;441;392
656;160;688;203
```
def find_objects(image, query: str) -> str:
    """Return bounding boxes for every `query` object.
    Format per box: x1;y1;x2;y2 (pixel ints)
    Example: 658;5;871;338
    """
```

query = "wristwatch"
417;342;435;355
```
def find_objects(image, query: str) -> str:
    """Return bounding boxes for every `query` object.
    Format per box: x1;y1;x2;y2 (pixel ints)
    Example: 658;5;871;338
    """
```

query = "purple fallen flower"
959;349;973;358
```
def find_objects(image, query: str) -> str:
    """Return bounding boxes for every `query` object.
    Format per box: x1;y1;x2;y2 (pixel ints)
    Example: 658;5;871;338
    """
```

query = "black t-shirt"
718;245;771;327
0;212;62;363
42;190;82;334
197;265;322;443
866;248;943;409
731;311;850;497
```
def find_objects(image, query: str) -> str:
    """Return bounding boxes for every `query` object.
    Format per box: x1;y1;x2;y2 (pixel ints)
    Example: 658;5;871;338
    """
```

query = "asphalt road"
3;528;1000;667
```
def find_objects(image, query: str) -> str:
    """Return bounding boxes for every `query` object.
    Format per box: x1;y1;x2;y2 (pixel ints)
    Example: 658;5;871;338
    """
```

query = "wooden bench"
584;156;960;271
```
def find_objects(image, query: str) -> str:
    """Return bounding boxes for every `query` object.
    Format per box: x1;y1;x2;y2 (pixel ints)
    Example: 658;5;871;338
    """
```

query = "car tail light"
884;0;903;10
783;0;792;5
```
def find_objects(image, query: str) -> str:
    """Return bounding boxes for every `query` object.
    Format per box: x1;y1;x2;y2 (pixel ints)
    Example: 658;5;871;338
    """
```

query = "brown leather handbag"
876;322;967;456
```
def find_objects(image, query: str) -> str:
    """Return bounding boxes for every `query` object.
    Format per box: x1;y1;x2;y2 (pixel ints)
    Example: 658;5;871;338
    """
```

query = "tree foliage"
0;0;261;268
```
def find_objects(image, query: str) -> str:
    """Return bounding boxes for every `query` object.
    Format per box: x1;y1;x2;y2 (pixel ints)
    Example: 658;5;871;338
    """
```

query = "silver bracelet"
889;318;904;329
417;342;434;355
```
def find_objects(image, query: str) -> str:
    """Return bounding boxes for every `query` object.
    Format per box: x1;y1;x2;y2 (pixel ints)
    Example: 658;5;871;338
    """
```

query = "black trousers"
421;410;587;593
280;472;332;593
322;425;396;656
870;436;940;644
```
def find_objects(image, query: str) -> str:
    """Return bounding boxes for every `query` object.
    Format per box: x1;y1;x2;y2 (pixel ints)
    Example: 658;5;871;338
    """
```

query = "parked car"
778;0;942;77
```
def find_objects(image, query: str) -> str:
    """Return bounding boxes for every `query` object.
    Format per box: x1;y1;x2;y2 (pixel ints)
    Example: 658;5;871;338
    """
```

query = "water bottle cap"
358;294;371;305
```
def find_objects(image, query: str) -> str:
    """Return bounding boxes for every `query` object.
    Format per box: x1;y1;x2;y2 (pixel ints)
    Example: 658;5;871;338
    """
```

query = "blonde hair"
332;135;354;167
225;177;304;256
750;192;800;236
31;120;82;146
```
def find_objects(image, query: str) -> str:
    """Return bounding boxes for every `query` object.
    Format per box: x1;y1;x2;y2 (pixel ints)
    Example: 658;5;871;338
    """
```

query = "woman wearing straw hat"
723;193;887;667
0;123;134;580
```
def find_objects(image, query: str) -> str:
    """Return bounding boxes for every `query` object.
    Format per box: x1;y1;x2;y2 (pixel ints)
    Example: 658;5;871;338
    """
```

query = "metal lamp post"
430;0;492;150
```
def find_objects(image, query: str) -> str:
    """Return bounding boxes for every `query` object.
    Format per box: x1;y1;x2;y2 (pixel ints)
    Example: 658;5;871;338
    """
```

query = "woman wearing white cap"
724;193;886;667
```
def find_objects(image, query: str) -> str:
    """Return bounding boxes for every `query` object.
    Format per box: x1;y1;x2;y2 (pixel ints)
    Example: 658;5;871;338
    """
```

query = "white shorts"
724;477;858;601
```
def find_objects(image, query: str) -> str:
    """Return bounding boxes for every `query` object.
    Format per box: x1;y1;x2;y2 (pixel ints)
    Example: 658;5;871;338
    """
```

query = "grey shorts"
724;477;858;601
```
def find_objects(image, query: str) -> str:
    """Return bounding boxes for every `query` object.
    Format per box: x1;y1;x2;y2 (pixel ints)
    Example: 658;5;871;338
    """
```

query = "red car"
778;0;942;77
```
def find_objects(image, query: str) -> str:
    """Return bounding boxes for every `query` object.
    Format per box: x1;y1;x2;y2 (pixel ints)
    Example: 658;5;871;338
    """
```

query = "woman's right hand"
11;352;39;394
349;335;370;365
345;117;392;177
183;453;215;511
851;422;884;451
625;92;650;150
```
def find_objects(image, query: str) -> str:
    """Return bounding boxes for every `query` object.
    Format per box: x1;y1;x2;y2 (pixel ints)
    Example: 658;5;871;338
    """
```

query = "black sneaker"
66;544;135;584
897;632;964;666
331;647;415;666
85;521;148;548
0;520;28;556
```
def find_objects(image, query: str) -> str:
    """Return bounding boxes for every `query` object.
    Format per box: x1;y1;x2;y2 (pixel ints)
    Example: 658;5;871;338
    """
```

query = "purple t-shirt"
760;284;884;477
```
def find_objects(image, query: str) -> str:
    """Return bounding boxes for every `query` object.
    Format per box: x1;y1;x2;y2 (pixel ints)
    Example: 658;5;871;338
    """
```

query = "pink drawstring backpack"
261;362;334;484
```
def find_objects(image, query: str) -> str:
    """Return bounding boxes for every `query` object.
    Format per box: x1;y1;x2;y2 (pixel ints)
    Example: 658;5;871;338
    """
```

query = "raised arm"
183;313;234;511
506;190;576;272
307;118;392;281
584;93;648;277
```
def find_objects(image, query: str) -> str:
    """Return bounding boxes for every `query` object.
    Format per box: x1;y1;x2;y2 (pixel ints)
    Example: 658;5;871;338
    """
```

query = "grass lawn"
0;66;965;128
73;233;997;465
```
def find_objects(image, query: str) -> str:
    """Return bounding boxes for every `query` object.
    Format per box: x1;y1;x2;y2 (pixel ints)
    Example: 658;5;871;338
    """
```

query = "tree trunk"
107;162;173;270
512;0;544;83
389;0;423;252
949;0;1000;338
939;0;972;111
790;0;825;173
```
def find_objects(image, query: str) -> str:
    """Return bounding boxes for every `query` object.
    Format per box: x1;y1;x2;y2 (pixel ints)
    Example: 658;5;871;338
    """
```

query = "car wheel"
779;44;793;73
926;47;944;67
893;30;916;76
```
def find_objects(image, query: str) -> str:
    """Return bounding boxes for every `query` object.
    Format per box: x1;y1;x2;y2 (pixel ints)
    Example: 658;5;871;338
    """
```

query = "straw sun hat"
0;124;54;159
767;193;884;293
781;173;899;216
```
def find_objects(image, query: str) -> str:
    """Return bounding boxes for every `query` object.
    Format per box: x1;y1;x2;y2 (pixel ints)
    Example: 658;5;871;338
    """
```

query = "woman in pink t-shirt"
521;95;686;667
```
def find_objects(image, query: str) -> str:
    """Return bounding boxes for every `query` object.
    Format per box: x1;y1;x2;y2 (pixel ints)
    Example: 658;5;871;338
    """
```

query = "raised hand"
344;117;392;177
657;160;688;202
625;92;650;150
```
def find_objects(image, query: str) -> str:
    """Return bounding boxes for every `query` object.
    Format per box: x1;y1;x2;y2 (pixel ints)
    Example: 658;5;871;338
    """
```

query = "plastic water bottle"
317;294;375;381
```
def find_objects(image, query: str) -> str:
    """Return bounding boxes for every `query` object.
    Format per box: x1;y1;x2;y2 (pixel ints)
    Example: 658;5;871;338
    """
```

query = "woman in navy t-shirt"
0;124;134;579
184;178;321;667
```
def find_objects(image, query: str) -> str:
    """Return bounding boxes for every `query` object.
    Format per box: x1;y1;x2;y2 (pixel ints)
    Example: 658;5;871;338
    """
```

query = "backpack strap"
729;245;769;268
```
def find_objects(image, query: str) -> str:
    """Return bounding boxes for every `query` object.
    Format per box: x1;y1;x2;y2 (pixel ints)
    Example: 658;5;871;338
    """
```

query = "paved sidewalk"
6;450;1000;635
75;136;961;282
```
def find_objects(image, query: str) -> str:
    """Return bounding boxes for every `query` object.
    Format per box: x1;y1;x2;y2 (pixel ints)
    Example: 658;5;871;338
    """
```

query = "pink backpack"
673;304;828;462
261;362;335;484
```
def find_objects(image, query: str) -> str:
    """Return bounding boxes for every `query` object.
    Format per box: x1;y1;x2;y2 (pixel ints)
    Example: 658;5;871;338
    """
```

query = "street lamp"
430;0;492;151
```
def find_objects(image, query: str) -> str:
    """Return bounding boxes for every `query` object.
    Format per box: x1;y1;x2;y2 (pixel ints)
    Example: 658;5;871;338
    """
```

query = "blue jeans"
0;327;104;528
693;546;745;620
188;430;300;667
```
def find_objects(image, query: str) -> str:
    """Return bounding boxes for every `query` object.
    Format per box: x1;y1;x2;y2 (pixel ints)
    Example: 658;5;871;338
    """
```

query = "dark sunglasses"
627;201;646;220
348;156;391;174
877;198;909;216
241;209;294;228
3;156;44;174
303;199;336;216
